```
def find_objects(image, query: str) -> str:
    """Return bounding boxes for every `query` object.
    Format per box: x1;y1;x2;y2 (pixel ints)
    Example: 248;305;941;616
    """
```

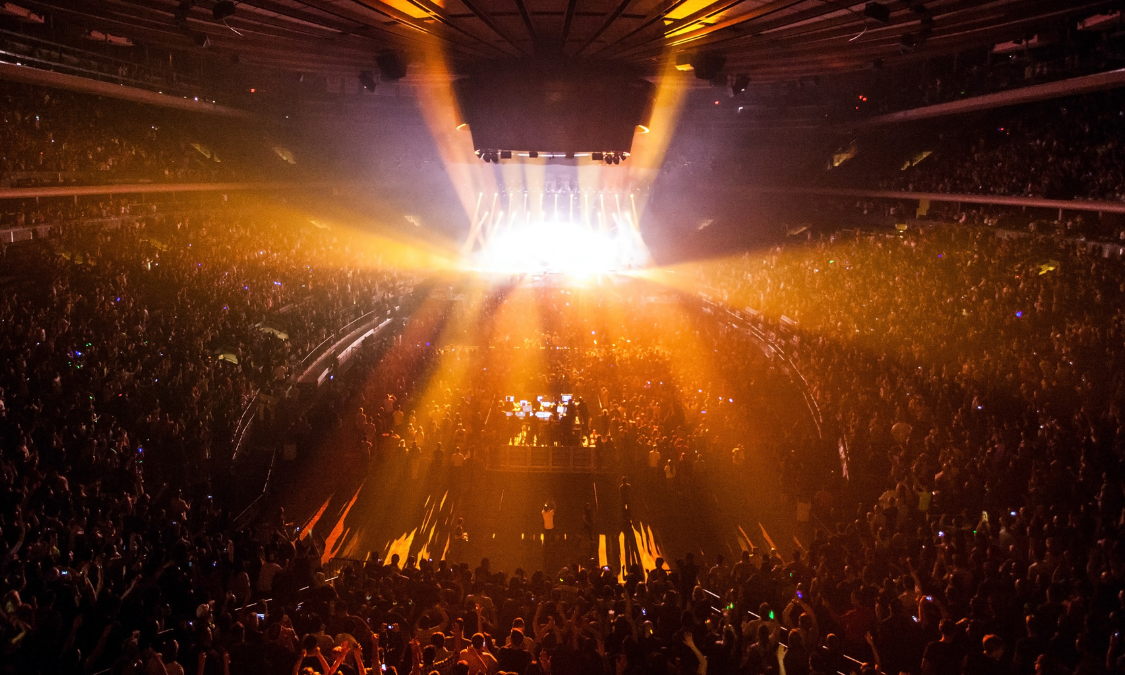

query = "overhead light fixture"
212;0;235;21
592;152;604;161
730;74;750;96
690;52;726;81
500;150;512;159
376;50;407;81
358;71;377;92
675;53;694;71
863;2;890;24
528;151;538;158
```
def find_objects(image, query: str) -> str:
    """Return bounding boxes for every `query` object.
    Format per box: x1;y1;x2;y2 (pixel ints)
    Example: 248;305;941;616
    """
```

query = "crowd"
0;83;294;187
0;197;407;673
861;34;1125;118
0;195;156;232
339;282;824;501
700;225;1125;675
874;90;1125;202
3;80;1125;675
10;219;1125;675
202;224;1125;675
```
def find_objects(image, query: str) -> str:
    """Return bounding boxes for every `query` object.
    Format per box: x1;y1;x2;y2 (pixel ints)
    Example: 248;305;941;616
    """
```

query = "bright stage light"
469;220;648;276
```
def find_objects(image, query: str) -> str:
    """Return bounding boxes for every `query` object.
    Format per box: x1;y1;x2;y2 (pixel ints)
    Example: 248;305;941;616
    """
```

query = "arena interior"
3;2;1125;675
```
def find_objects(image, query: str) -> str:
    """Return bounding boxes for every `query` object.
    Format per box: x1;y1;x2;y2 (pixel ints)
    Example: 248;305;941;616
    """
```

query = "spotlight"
690;52;726;81
605;153;613;165
528;151;538;158
730;74;750;96
612;154;620;165
863;2;890;24
212;0;235;21
500;150;512;159
358;71;377;92
376;50;407;81
490;152;499;162
592;152;604;161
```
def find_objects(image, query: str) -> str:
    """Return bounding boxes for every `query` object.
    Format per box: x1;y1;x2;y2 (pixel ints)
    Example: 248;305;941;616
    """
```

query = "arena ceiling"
17;0;1122;82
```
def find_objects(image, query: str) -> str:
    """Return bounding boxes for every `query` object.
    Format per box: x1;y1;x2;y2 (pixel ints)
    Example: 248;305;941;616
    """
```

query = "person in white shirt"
542;501;555;542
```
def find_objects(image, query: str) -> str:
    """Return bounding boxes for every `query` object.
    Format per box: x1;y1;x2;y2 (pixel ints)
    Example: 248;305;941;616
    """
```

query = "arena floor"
271;273;815;575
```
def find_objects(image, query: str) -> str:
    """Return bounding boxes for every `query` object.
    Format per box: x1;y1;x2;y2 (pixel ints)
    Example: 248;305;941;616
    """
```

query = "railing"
228;294;409;526
0;180;334;200
486;444;601;473
229;390;261;464
0;208;262;244
737;185;1125;216
0;28;206;98
324;557;371;579
230;306;397;464
856;67;1125;127
701;296;823;439
297;305;391;372
229;434;274;531
702;294;852;481
297;313;398;388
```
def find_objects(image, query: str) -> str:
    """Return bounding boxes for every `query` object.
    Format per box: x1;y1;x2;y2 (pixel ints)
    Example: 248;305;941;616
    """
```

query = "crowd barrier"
486;444;601;473
229;289;415;530
700;294;851;482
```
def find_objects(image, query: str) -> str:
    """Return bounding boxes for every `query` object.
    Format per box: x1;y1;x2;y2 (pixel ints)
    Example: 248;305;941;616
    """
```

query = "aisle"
281;448;800;575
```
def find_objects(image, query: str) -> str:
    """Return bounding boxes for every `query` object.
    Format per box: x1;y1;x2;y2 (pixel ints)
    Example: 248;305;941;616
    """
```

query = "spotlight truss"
476;150;629;163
